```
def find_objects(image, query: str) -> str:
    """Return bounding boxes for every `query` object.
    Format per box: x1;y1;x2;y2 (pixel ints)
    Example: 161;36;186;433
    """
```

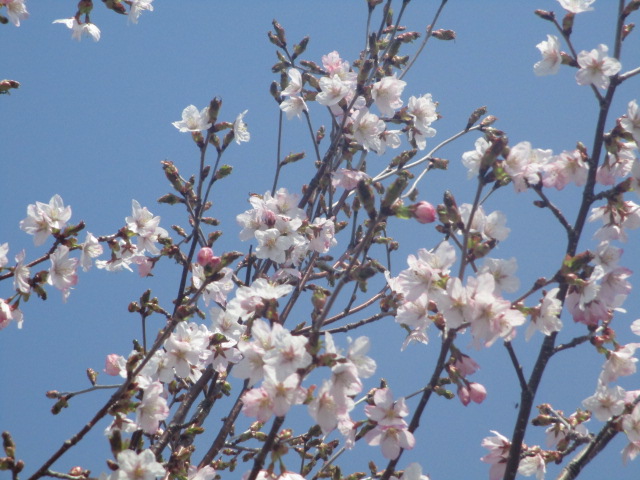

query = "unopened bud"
432;29;456;41
410;201;436;224
469;382;487;404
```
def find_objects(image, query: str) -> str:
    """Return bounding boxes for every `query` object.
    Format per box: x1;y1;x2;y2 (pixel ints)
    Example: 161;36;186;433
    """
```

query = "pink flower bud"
412;201;436;224
197;247;221;268
104;354;122;376
458;385;470;406
469;382;487;404
197;247;215;266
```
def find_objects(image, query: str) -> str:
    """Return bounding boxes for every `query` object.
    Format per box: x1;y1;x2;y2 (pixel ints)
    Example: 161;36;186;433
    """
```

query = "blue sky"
2;1;640;479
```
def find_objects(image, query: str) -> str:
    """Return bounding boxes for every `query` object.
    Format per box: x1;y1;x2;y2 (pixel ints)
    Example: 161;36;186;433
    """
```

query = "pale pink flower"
104;354;126;376
462;137;490;178
48;245;79;301
480;430;511;480
191;264;234;306
350;108;385;153
469;382;487;404
136;381;169;434
317;75;351;107
280;95;307;119
518;452;547;480
187;465;216;480
623;404;640;443
80;232;103;271
365;424;415;460
172;105;211;132
582;383;626;421
128;0;154;24
322;51;350;76
479;257;520;294
407;94;438;133
163;322;210;379
255;228;294;263
542;149;588;190
281;68;303;96
365;388;409;427
371;75;406;116
330;360;363;398
2;0;28;26
263;325;312;379
308;380;354;434
0;242;7;268
114;449;165;480
13;250;30;294
262;371;306;417
241;386;274;422
622;441;640;465
534;34;562;76
331;168;369;190
53;18;100;42
20;194;72;246
126;200;168;255
576;44;621;90
526;287;563;340
503;141;553;191
233;110;250;144
346;336;376;378
0;300;15;330
390;463;430;480
196;247;219;267
621;99;640;145
308;217;337;253
601;343;640;383
558;0;595;14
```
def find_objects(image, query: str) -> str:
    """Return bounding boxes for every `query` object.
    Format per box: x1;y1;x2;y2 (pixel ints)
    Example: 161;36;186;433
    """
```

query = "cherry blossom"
233;110;250;144
462;137;490;178
317;75;352;107
126;200;168;255
332;168;370;190
390;462;430;480
534;34;561;76
135;381;169;434
322;51;350;76
172;105;212;132
350;107;385;153
407;93;438;134
187;465;216;480
525;287;563;340
114;449;165;480
262;370;306;417
53;18;101;42
19;194;72;246
621;99;640;145
308;379;354;434
600;343;640;384
503;141;552;192
128;0;154;24
479;257;520;294
0;242;7;268
517;452;546;480
1;0;28;26
241;386;275;422
558;0;595;14
575;44;621;90
80;232;103;272
371;75;407;117
623;404;640;444
364;424;415;460
365;388;409;427
582;383;626;421
542;149;588;190
48;245;79;301
480;430;511;480
280;68;308;119
13;249;30;294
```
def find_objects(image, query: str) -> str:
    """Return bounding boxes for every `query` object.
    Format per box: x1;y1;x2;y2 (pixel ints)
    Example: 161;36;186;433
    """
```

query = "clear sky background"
2;1;640;479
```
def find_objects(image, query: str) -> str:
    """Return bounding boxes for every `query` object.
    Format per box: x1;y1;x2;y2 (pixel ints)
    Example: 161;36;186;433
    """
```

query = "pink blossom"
469;382;487;404
53;18;101;42
19;194;72;246
233;110;250;144
558;0;595;14
371;75;406;116
172;105;212;132
582;383;626;421
534;35;562;76
365;424;415;460
621;99;640;145
365;388;409;427
350;108;385;153
308;380;354;434
241;386;275;422
322;51;350;76
480;430;511;480
114;449;165;480
576;44;621;90
411;201;436;224
128;0;154;24
601;343;640;383
104;354;126;376
462;137;490;178
13;249;30;294
331;168;370;190
623;404;640;443
317;75;351;107
136;381;169;434
48;245;79;301
542;149;589;190
2;0;28;26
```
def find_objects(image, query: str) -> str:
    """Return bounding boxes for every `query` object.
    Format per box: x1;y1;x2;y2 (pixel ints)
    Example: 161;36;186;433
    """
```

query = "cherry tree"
2;1;640;480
